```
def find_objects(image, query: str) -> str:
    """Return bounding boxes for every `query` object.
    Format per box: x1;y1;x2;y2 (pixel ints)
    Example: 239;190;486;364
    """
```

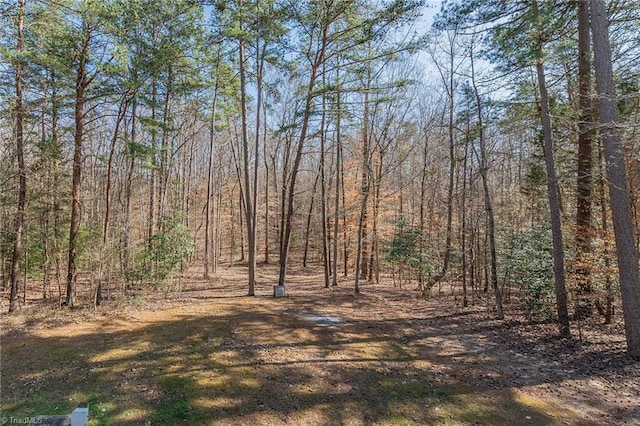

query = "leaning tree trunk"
427;37;457;295
591;0;640;358
277;37;327;290
470;41;503;319
534;46;571;337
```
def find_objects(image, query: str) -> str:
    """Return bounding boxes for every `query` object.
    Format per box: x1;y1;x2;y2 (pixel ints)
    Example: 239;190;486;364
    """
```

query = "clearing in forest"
1;266;639;425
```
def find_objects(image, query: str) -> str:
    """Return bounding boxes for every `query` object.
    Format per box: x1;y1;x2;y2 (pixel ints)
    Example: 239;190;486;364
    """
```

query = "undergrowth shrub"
387;221;436;288
128;217;194;295
504;224;556;322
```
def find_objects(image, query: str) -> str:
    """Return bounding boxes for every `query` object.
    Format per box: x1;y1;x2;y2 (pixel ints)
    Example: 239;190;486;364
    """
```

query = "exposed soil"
1;265;639;425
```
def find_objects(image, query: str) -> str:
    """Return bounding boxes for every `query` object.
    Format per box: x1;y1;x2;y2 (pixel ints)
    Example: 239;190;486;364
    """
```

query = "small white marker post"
273;285;286;297
70;407;89;426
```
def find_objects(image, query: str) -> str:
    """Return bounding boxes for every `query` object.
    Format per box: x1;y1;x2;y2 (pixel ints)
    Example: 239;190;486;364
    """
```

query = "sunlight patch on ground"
348;340;390;356
89;347;142;363
514;389;582;423
192;396;242;409
336;402;368;426
237;376;260;388
111;407;151;423
196;376;226;388
283;407;334;426
32;323;101;338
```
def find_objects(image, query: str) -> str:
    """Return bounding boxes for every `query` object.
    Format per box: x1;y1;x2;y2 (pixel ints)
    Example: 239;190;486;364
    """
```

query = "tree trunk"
277;33;327;289
575;0;594;318
158;68;173;227
597;139;614;324
96;94;129;306
370;149;384;285
427;37;456;293
9;0;26;313
239;190;246;263
123;98;137;294
355;75;372;294
204;87;218;279
320;77;331;288
461;126;469;308
250;13;268;290
354;186;370;294
214;181;222;273
331;68;342;286
470;41;503;319
419;127;429;290
230;185;236;267
591;0;640;358
239;36;256;296
66;22;92;308
303;167;320;268
533;10;570;336
341;152;349;277
264;141;270;264
148;79;157;242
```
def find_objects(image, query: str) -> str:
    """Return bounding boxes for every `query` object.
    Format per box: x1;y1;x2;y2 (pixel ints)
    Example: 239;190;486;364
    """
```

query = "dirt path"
2;267;639;425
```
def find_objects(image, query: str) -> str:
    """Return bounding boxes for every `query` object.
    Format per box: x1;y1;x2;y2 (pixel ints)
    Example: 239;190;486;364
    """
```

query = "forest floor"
1;264;639;425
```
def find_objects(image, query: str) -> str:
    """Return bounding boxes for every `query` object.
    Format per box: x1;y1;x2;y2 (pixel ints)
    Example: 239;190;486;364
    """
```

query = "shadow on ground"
1;270;628;425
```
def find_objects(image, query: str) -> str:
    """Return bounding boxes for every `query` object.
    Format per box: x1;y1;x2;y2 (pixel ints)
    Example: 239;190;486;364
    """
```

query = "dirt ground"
1;265;639;425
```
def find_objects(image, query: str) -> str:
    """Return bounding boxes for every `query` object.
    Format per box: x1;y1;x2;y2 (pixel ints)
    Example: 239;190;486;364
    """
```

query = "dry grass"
1;265;638;425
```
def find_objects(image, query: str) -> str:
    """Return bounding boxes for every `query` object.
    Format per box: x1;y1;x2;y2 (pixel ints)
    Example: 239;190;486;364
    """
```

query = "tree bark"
320;76;331;288
355;73;372;294
341;152;349;277
303;169;320;268
277;23;327;289
597;139;614;324
239;36;256;296
534;32;571;337
122;97;137;294
331;73;342;286
158;68;173;227
262;94;271;266
591;0;640;358
9;0;26;313
96;94;129;306
204;84;218;279
460;127;469;308
66;21;92;307
418;125;429;290
575;0;594;318
427;34;456;294
147;79;157;242
470;40;503;319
